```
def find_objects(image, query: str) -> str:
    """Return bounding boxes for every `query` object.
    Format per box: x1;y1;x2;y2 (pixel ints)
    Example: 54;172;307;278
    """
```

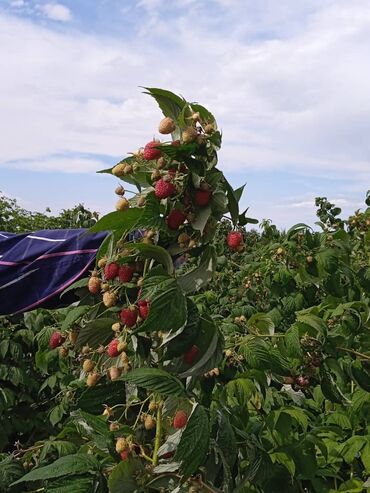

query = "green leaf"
44;475;97;493
77;381;126;414
225;378;256;407
11;454;100;485
320;367;348;404
49;402;66;426
39;441;78;462
122;368;185;396
76;317;116;350
240;336;291;375
179;317;222;378
191;206;212;234
165;299;200;358
270;451;295;476
247;313;274;336
108;459;144;493
136;277;187;334
89;208;142;233
216;411;237;467
177;246;216;293
174;404;210;478
60;277;90;297
142;87;186;121
340;436;367;464
61;305;90;332
125;242;174;275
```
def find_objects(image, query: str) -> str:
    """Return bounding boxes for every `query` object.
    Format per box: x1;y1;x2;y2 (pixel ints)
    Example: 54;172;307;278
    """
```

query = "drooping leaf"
177;246;216;293
11;454;100;485
122;368;185;396
174;404;210;478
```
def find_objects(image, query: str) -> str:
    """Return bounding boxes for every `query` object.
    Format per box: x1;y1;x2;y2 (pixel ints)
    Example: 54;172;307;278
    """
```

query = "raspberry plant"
3;90;370;493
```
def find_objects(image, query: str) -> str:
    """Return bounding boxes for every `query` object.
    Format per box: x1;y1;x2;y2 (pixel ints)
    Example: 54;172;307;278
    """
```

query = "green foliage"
1;90;370;493
0;193;99;232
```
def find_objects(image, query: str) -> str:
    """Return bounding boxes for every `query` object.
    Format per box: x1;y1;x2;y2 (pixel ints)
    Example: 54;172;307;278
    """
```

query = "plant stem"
336;347;370;361
152;403;162;466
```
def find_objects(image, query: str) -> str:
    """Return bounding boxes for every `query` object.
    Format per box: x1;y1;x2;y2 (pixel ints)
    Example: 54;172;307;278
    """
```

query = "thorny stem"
336;347;370;361
152;402;163;466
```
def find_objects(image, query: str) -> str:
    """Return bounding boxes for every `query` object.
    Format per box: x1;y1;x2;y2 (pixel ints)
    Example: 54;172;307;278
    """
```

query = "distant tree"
0;192;99;233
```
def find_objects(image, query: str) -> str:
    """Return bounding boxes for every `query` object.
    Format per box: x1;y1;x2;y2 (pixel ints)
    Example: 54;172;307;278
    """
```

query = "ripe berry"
107;339;120;358
143;140;162;160
295;375;310;388
166;209;186;230
227;231;243;250
159;117;176;134
194;190;212;207
49;331;65;349
104;262;119;280
161;450;175;459
155;179;176;199
173;410;188;429
120;450;129;461
183;345;200;365
88;276;101;294
118;264;135;283
138;299;150;320
120;306;138;327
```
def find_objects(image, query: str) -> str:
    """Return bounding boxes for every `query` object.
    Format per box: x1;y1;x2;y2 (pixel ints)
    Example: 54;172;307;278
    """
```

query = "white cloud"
10;0;25;7
39;3;71;22
0;0;370;191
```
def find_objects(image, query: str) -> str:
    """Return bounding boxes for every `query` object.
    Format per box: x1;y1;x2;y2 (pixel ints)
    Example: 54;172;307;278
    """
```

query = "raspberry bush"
2;90;370;493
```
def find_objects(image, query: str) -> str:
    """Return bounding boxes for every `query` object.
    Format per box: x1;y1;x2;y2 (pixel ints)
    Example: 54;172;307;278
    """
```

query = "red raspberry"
120;450;129;461
173;410;188;429
107;338;120;358
155;179;176;199
161;451;175;459
49;331;65;349
183;345;200;365
138;299;150;320
104;262;119;280
194;190;212;206
167;167;176;176
143;140;162;160
120;306;138;327
227;231;243;250
118;264;135;283
166;209;186;230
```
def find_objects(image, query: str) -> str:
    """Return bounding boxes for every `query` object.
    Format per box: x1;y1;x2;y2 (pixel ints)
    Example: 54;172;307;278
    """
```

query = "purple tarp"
0;229;107;316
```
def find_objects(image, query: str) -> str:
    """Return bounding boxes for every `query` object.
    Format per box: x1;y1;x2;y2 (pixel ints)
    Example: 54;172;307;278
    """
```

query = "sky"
0;0;369;228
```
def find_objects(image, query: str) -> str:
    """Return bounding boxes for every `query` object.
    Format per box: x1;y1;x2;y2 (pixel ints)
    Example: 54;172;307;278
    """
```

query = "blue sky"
1;0;369;228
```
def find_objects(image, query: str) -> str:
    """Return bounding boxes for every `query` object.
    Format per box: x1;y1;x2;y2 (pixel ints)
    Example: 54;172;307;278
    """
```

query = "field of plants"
1;89;370;493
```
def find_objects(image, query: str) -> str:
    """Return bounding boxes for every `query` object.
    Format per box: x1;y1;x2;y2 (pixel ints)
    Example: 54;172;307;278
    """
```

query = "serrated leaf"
61;305;90;332
125;242;173;275
247;313;274;335
174;404;210;478
108;458;145;493
75;317;115;350
122;368;185;396
77;381;126;414
177;246;216;293
143;87;186;121
135;277;187;334
89;208;142;233
216;411;237;467
11;454;100;485
44;474;96;493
